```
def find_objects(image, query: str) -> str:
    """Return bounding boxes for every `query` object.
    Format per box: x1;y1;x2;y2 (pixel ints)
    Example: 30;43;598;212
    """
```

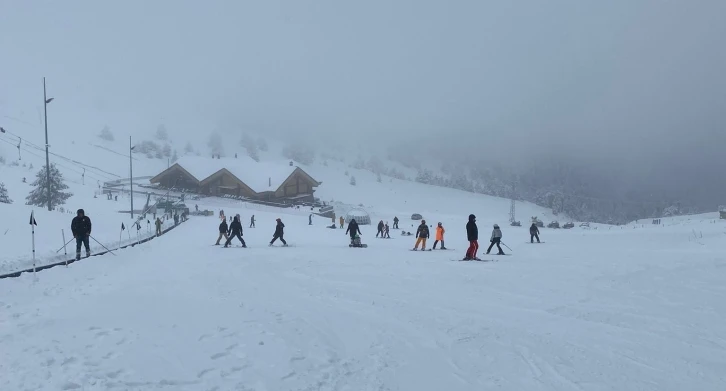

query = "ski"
526;242;545;244
410;249;432;252
453;259;497;262
349;244;368;248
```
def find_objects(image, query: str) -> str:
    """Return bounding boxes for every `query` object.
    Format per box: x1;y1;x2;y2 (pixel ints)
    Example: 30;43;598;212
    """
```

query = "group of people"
214;211;287;248
464;214;505;260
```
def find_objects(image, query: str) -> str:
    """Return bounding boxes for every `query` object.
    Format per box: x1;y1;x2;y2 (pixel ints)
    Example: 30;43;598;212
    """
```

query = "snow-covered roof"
346;208;370;217
172;156;310;193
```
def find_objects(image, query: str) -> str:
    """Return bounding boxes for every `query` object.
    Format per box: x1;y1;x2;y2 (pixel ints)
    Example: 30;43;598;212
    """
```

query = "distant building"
149;156;321;203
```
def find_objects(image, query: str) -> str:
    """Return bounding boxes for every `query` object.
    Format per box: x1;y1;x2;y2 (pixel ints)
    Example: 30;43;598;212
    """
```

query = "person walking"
155;217;163;237
413;220;430;250
346;218;362;244
309;214;313;225
486;224;504;255
269;218;288;246
250;214;255;228
393;216;399;229
376;220;384;238
433;222;446;249
71;209;92;260
530;223;540;243
339;216;344;229
224;216;247;248
464;214;479;260
215;218;229;245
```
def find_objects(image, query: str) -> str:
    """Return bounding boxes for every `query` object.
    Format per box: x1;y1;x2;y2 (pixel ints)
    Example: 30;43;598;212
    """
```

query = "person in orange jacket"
433;222;447;249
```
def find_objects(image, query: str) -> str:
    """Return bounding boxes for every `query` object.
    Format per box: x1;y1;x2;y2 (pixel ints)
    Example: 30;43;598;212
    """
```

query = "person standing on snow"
530;223;540;243
270;218;287;246
487;224;505;255
433;222;446;250
346;218;362;244
393;216;399;229
376;220;384;238
215;218;229;245
71;209;92;260
309;214;313;225
413;220;430;250
384;222;390;238
155;217;163;237
224;216;247;248
339;216;345;229
464;214;479;260
250;215;255;228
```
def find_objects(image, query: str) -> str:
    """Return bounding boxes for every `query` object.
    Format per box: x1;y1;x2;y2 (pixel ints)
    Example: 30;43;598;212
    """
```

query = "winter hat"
276;218;281;221
493;224;499;228
438;222;442;226
468;214;476;221
77;209;84;215
421;220;426;224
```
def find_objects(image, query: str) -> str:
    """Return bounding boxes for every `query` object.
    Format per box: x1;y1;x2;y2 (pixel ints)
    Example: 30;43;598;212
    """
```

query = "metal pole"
62;229;68;266
130;136;134;218
43;77;52;211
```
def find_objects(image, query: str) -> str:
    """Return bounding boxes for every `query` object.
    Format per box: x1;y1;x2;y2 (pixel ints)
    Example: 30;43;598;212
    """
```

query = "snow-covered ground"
2;203;726;390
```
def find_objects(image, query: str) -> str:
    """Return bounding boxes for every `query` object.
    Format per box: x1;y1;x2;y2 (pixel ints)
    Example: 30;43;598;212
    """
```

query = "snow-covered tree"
162;143;172;158
171;149;179;163
25;164;72;209
376;173;382;183
257;137;268;151
0;182;12;204
350;176;356;186
344;170;349;176
29;163;33;170
184;142;194;154
155;125;169;141
208;132;224;157
98;126;114;141
282;143;314;165
240;134;260;161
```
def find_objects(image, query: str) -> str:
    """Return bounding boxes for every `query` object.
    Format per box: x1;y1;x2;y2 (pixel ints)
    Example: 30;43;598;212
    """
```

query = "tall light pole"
130;136;135;219
43;77;54;211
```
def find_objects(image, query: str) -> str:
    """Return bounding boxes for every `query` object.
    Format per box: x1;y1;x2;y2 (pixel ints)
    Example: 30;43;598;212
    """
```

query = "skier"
464;214;479;260
155;217;162;236
486;224;505;255
413;220;429;250
346;218;362;245
433;222;446;249
215;217;229;245
250;215;255;228
393;216;399;229
376;220;384;238
269;218;287;246
195;204;199;212
174;213;179;226
339;216;344;229
71;209;92;260
384;222;390;238
530;222;540;243
309;214;313;225
224;216;247;248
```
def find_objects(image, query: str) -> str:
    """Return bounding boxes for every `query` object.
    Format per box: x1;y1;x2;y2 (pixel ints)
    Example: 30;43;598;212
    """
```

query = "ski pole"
501;241;513;252
56;237;75;253
90;235;117;256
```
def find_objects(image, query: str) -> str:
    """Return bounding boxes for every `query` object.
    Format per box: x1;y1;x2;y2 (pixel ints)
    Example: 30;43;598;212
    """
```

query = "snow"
170;156;301;193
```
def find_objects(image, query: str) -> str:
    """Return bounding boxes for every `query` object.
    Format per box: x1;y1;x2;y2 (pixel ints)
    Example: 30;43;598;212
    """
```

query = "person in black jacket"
224;216;246;248
464;214;479;260
346;218;362;243
376;220;384;238
269;218;287;246
215;218;229;245
393;216;399;229
530;223;540;243
413;220;430;250
71;209;92;260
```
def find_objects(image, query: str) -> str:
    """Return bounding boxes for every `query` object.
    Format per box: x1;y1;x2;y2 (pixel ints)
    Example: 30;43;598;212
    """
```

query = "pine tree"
0;182;12;204
376;173;382;183
155;125;169;141
208;132;224;157
350;176;356;186
257;137;268;151
25;164;72;209
162;143;172;158
171;149;179;163
184;142;194;154
98;126;115;141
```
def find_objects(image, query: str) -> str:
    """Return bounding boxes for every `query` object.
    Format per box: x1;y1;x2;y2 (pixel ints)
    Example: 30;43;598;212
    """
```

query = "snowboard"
221;245;247;248
526;242;545;244
489;253;511;256
453;258;497;262
432;248;454;251
349;244;368;248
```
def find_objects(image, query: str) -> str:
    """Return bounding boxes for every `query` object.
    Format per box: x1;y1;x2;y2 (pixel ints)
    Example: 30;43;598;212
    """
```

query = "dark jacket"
228;220;242;235
377;221;384;231
274;221;285;236
71;216;92;237
416;224;429;238
530;224;539;234
346;220;361;236
393;217;399;222
219;220;228;233
466;215;478;241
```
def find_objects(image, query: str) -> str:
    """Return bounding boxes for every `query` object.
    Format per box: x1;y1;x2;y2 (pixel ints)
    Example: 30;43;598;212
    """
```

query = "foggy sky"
2;0;725;205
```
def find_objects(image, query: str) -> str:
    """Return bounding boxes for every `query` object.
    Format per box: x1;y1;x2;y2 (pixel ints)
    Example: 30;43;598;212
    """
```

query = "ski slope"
2;205;726;391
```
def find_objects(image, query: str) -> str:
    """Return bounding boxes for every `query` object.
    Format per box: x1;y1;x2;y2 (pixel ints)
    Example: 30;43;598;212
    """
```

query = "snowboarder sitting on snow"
346;218;362;244
433;222;446;249
413;220;429;250
71;209;92;260
376;220;384;238
530;223;540;243
487;224;504;255
464;214;479;260
216;217;229;245
224;216;246;248
269;218;287;246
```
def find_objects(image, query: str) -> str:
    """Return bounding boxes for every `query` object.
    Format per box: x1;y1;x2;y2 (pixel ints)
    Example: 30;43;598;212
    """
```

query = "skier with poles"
530;222;540;243
486;224;505;255
464;214;479;260
433;222;447;249
71;209;92;260
376;220;384;238
413;220;429;251
250;215;255;228
224;215;247;248
269;218;287;246
215;217;229;245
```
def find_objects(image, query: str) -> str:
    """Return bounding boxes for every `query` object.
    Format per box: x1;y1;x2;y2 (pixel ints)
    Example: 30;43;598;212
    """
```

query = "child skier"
413;220;430;250
433;222;446;249
486;224;504;255
215;217;229;245
384;222;390;238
